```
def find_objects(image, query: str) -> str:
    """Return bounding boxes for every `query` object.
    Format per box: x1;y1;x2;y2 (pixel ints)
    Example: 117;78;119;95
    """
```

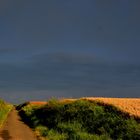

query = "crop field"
82;97;140;118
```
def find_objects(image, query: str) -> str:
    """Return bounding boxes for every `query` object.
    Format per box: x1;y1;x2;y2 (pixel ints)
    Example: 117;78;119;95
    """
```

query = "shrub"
47;129;68;140
36;125;48;137
57;122;83;133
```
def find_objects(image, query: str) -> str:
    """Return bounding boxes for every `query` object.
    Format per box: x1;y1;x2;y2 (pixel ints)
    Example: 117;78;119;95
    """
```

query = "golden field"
82;97;140;118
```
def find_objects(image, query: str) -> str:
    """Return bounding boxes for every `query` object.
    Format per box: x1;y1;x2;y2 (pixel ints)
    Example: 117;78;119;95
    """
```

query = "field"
18;98;140;140
0;99;13;128
82;97;140;118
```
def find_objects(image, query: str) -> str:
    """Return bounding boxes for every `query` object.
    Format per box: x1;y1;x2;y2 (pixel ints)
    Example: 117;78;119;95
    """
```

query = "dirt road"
0;109;37;140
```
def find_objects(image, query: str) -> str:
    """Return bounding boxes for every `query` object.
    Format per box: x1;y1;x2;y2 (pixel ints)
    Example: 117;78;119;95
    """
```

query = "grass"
0;99;13;128
17;98;140;140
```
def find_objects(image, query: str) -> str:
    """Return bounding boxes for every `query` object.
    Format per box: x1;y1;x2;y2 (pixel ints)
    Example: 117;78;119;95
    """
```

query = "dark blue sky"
0;0;140;103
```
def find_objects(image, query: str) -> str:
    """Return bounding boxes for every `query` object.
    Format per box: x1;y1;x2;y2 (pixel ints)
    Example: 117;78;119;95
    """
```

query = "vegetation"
0;99;13;128
18;99;140;140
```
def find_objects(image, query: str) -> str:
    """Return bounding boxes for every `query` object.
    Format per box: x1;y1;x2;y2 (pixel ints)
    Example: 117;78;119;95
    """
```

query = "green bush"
19;104;40;127
77;132;111;140
47;129;68;140
57;122;83;133
36;125;48;136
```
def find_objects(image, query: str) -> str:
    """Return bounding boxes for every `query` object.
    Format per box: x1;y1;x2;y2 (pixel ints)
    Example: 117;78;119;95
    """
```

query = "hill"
82;97;140;119
28;97;140;119
17;98;140;140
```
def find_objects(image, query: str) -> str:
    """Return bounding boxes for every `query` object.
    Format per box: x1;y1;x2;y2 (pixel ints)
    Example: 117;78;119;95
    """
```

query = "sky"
0;0;140;103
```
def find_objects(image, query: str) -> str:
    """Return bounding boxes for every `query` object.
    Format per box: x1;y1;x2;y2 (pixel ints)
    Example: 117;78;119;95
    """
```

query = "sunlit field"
81;97;140;118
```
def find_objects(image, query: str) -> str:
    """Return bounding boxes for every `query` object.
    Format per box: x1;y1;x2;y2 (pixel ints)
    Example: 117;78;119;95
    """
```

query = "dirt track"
0;109;37;140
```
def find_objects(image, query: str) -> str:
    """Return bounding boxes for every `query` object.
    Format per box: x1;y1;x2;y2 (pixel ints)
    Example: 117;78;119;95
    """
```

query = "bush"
19;105;40;127
57;122;83;133
36;125;48;137
47;129;68;140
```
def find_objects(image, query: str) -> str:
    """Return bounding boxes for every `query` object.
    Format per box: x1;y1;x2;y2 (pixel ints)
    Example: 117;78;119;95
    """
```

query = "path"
0;109;37;140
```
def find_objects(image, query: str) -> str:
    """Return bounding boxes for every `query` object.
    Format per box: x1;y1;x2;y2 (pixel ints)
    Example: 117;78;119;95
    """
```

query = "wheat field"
82;97;140;118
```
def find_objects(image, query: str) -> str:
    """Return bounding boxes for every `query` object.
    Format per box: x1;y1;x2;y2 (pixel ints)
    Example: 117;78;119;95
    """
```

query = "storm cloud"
0;0;140;103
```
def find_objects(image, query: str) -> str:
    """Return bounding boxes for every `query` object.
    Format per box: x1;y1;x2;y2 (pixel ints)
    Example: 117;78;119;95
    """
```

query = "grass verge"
0;99;13;128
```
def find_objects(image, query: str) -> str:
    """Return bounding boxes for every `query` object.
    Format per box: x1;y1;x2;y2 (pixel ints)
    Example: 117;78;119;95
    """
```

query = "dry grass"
82;97;140;118
29;101;47;106
29;99;76;106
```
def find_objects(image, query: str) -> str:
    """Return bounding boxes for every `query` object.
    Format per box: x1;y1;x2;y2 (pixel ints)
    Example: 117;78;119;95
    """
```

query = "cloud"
0;0;26;16
0;47;18;54
28;52;99;65
1;0;140;102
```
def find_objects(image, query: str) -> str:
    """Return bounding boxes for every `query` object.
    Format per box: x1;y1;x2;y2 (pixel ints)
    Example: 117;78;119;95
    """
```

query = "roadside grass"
17;99;140;140
0;99;13;128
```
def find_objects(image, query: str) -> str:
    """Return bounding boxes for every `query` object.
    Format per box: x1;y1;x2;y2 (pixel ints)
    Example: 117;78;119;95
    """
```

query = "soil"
0;109;37;140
